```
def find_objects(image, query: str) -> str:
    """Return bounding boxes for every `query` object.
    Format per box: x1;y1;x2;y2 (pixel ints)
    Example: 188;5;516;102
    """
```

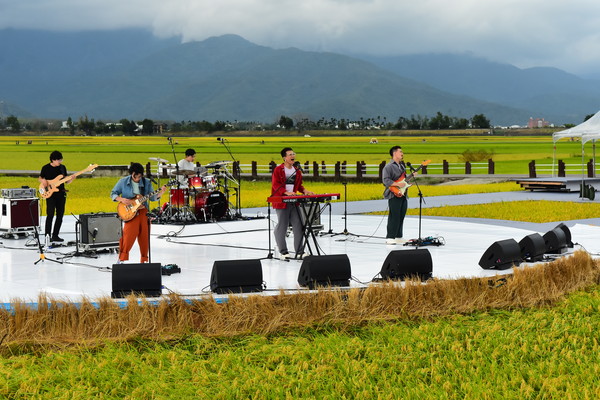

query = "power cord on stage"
337;206;389;243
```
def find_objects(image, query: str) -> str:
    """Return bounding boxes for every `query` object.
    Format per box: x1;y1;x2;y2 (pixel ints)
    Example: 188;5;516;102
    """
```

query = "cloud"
3;0;600;74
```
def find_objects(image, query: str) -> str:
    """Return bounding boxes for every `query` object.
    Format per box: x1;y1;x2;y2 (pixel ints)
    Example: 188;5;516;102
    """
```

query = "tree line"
0;111;492;134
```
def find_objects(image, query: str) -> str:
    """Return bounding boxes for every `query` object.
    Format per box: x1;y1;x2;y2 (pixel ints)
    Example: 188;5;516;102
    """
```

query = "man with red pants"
111;163;166;263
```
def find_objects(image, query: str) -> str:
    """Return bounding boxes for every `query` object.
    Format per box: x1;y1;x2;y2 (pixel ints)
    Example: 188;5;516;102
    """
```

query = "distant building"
528;117;551;128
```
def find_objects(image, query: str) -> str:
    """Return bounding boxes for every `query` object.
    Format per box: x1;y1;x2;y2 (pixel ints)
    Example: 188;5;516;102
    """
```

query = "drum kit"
149;157;235;224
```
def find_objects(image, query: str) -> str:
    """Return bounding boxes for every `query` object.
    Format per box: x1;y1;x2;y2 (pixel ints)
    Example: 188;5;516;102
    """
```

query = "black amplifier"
79;212;122;250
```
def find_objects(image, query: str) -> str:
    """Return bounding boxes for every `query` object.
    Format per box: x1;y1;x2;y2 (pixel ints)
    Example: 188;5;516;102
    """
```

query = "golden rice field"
407;200;600;222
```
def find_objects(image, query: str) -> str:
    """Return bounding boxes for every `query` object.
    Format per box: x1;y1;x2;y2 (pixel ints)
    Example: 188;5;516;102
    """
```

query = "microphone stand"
167;137;182;222
407;164;427;248
328;181;361;239
31;199;62;265
217;138;243;219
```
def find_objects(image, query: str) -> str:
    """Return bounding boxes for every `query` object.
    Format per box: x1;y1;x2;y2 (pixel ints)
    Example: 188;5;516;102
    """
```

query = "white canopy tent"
552;111;600;177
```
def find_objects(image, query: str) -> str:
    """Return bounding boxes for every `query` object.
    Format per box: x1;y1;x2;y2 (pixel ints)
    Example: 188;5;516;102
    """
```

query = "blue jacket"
111;176;158;208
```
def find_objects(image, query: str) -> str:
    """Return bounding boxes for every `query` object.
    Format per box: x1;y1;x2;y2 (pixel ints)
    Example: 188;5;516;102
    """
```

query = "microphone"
406;162;416;172
216;137;224;143
293;161;301;170
92;228;98;239
148;175;158;185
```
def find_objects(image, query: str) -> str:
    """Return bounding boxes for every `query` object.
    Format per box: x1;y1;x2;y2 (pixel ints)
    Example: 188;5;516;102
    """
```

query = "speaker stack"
111;263;163;298
210;259;264;294
380;249;433;281
518;233;546;262
0;187;40;235
479;238;521;270
297;254;351;289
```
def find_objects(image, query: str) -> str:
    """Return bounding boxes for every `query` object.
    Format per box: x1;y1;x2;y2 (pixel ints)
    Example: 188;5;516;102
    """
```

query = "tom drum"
202;175;217;190
188;176;204;190
169;188;189;207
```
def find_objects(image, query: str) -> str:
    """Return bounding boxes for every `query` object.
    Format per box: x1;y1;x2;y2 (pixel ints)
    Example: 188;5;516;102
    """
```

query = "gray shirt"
382;159;407;200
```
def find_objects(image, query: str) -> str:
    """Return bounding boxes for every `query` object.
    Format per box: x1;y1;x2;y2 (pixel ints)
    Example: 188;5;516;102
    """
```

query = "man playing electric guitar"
111;163;167;263
382;146;414;245
38;150;74;243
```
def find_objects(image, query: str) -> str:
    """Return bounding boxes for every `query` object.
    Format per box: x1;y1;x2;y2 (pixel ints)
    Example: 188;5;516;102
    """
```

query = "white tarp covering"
554;110;600;144
552;110;599;177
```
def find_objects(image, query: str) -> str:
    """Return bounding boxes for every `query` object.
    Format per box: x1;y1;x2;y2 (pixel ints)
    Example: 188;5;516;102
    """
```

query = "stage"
1;203;599;305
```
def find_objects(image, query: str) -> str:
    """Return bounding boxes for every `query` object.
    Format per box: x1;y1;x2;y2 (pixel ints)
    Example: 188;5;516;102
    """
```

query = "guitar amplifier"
1;187;37;199
0;197;40;234
79;212;122;250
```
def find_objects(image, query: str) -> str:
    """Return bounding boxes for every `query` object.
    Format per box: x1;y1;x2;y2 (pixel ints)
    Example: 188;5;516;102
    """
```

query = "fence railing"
150;159;599;180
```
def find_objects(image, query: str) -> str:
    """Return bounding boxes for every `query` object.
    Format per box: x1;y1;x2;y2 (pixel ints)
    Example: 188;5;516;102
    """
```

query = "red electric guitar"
389;160;431;197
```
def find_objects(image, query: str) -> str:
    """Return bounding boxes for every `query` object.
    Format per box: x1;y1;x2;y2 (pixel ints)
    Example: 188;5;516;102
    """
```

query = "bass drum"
194;191;228;221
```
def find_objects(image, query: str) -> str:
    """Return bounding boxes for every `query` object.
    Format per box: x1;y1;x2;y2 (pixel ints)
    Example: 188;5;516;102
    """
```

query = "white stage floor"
1;210;599;305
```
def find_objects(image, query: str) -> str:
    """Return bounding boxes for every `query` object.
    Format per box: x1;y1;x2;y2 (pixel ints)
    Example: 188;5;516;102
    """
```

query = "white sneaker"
385;238;396;245
300;252;310;259
395;238;407;244
279;252;290;261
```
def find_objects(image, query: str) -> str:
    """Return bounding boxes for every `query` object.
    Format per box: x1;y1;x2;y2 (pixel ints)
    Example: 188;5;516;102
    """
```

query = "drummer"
177;148;205;186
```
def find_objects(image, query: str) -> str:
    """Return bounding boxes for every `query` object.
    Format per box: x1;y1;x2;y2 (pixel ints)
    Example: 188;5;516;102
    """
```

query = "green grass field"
1;134;599;399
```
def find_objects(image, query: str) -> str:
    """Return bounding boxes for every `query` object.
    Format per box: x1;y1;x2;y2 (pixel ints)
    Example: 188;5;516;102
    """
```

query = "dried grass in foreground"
1;251;598;349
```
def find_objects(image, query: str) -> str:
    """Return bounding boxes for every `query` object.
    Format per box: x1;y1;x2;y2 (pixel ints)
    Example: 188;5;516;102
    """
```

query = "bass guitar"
117;180;175;221
389;160;431;197
39;164;98;199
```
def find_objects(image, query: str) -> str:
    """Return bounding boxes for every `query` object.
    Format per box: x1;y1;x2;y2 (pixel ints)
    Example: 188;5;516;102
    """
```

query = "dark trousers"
387;196;408;239
45;191;66;237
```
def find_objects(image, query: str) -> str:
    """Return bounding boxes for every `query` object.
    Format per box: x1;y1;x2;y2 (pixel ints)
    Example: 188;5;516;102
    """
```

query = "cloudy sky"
2;0;600;76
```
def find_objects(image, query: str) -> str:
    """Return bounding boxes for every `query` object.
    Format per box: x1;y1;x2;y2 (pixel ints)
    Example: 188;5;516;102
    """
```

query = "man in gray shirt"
382;146;410;244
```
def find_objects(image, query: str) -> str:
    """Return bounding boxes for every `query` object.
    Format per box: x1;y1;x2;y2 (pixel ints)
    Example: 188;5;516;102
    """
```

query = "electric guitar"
389;160;431;197
39;164;98;199
117;180;175;221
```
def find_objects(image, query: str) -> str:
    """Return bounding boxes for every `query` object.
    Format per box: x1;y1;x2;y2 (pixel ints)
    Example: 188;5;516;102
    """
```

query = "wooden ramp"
515;177;600;192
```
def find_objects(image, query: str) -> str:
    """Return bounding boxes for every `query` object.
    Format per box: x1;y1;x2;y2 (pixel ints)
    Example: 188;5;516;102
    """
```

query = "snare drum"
188;176;204;189
202;175;217;190
169;188;189;207
194;190;228;221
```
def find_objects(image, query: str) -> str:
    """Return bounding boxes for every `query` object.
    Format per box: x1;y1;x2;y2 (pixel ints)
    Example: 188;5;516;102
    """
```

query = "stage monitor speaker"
543;228;568;254
111;263;162;298
554;223;573;247
380;249;432;281
210;259;263;294
297;254;351;289
479;238;521;270
518;233;545;262
79;212;122;247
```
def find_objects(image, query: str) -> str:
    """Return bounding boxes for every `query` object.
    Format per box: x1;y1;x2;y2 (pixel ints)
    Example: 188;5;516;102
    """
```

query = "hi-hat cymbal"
149;157;169;163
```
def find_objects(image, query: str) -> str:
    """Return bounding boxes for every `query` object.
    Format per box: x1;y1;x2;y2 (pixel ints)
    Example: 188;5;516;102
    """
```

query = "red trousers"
119;208;150;262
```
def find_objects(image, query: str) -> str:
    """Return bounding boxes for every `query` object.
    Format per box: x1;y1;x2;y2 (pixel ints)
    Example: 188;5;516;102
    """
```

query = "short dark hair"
185;148;196;157
128;162;144;175
389;146;402;157
280;147;293;158
50;150;63;161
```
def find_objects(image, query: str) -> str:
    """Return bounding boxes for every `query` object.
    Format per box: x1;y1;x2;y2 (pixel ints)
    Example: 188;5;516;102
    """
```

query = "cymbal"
171;169;195;175
206;160;232;168
149;157;169;163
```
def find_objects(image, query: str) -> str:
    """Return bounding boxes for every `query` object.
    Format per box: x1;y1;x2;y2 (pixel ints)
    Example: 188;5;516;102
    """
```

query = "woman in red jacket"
271;147;314;260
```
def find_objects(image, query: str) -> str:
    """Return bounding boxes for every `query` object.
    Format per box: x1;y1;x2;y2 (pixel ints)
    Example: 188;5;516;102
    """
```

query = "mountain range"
1;28;599;126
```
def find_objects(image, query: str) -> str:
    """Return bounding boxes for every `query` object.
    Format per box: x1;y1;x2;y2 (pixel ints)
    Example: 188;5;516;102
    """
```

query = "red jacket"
271;163;306;209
